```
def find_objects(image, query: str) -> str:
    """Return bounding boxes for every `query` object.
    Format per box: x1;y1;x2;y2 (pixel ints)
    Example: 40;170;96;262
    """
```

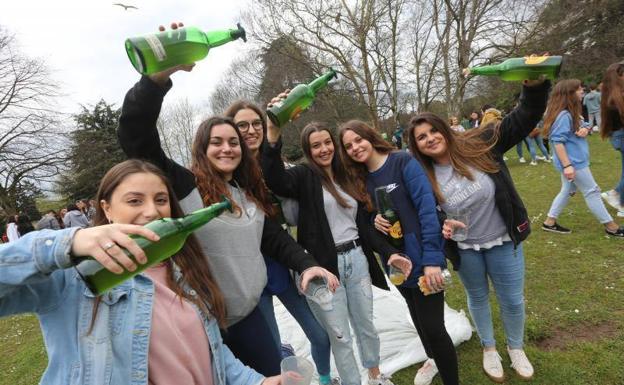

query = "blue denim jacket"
0;229;265;385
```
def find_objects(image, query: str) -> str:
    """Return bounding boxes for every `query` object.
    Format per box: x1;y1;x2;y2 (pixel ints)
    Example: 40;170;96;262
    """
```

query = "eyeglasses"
236;120;263;133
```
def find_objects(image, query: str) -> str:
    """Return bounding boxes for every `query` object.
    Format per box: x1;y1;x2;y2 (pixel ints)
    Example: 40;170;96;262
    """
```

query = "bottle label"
145;34;167;62
524;56;548;65
388;221;403;239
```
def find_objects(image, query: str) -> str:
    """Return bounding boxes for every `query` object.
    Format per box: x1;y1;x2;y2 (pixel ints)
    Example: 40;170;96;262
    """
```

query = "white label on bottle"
145;34;167;62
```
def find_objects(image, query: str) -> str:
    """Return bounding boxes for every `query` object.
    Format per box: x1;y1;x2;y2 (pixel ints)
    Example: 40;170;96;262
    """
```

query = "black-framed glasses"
236;120;263;133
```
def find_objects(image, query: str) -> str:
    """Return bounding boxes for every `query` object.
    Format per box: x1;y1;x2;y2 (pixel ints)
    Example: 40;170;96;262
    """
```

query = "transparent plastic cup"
297;275;333;311
447;209;469;242
388;253;410;286
281;356;314;385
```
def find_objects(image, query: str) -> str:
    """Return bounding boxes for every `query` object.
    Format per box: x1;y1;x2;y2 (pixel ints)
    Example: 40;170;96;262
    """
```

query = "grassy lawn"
1;135;622;384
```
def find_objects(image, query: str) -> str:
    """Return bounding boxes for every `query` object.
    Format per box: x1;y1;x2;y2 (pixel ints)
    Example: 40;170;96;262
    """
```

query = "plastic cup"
297;275;333;311
281;356;314;385
447;209;469;241
388;253;409;285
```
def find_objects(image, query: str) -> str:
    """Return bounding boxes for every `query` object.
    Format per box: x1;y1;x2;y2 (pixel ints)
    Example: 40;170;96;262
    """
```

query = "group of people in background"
1;39;624;385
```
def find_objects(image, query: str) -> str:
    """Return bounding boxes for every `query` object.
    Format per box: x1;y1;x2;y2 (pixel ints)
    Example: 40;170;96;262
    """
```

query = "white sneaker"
414;359;438;385
507;347;534;380
544;157;552;163
601;190;623;210
617;210;624;218
530;160;537;166
483;350;505;383
519;157;526;163
368;373;394;385
503;156;509;161
535;155;546;161
592;125;599;132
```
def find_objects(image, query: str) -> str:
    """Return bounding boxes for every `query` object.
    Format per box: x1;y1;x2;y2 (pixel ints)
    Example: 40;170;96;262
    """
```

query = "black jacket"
117;75;318;274
261;139;398;290
445;81;551;265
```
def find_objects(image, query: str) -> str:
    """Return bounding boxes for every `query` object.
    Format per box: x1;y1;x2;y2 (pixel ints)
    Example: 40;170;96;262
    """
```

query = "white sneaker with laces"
413;359;438;385
530;160;537;166
507;347;534;380
601;190;623;210
519;157;526;163
368;373;394;385
483;350;504;383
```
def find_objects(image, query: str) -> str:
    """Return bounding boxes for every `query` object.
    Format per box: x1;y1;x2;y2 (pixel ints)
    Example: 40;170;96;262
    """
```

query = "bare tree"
157;98;202;167
0;28;66;214
247;0;408;130
209;51;264;114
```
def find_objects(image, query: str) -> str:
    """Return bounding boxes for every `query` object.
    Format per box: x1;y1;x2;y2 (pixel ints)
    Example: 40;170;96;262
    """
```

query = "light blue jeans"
516;136;549;161
610;130;624;206
258;281;331;376
307;246;380;385
547;167;613;224
457;241;526;349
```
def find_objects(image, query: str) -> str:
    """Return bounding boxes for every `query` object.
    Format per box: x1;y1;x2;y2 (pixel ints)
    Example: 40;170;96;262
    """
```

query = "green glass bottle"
374;186;404;249
74;198;232;295
465;55;562;81
125;24;247;75
266;68;337;127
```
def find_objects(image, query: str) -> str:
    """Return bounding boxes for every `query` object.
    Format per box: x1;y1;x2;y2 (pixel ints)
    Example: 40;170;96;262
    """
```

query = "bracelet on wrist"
562;164;572;169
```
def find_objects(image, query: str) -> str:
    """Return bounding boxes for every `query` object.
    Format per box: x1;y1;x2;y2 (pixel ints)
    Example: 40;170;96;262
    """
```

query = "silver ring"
103;242;115;250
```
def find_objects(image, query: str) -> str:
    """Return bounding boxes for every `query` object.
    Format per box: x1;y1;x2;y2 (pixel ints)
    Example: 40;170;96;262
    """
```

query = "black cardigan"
261;139;398;290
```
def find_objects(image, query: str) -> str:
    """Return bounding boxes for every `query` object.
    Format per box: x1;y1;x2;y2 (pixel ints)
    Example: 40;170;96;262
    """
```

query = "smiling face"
205;123;242;181
341;129;374;164
233;108;264;152
307;130;335;168
101;172;171;226
412;121;449;161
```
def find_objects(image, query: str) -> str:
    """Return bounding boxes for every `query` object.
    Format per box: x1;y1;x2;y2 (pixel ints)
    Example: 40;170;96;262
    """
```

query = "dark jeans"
221;304;282;376
398;286;459;385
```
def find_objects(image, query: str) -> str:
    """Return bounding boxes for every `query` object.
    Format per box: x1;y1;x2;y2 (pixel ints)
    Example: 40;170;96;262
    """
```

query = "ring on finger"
103;242;115;251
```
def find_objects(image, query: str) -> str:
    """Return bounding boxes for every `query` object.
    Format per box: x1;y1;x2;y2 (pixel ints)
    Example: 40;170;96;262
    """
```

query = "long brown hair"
190;116;274;217
600;62;624;139
90;159;227;331
542;79;582;138
224;100;268;158
407;113;500;202
300;122;371;210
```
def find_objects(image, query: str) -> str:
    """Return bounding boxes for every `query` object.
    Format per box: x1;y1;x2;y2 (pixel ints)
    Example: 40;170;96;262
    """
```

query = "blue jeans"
547;167;613;224
457;241;526;349
307;246;380;385
258;280;332;376
515;138;533;160
611;130;624;206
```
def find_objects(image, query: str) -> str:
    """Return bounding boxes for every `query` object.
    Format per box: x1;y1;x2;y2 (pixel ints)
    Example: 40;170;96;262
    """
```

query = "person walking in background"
583;82;602;132
600;62;624;218
405;76;549;383
62;203;90;229
541;79;624;237
36;210;61;230
467;111;481;129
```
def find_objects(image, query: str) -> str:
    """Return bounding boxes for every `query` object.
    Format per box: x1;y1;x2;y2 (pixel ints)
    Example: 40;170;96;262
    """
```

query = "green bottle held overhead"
464;55;562;81
374;185;404;249
267;68;338;127
74;198;232;295
125;24;247;75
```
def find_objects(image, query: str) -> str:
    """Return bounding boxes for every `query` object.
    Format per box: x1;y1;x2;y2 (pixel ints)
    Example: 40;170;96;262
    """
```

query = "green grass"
1;135;623;384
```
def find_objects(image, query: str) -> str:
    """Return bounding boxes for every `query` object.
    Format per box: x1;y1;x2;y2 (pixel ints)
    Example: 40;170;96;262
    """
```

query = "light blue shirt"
0;229;264;385
549;110;590;171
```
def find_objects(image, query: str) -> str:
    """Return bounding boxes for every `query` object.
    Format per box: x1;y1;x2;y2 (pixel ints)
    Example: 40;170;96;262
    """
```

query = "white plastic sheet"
273;281;473;383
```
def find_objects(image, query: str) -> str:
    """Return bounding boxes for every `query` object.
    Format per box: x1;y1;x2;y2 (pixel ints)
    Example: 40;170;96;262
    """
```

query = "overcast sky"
0;0;250;115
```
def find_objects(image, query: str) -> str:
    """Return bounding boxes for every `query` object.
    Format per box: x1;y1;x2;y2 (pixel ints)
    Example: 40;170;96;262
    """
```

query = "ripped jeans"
307;246;380;385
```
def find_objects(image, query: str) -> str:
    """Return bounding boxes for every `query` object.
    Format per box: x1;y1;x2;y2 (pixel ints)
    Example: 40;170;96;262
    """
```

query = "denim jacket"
0;229;265;385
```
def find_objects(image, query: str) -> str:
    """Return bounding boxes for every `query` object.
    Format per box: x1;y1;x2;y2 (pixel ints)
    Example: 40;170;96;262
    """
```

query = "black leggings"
398;286;459;385
221;304;282;376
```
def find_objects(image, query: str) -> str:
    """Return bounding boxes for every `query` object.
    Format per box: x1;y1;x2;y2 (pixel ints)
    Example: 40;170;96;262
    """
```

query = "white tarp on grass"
273;281;473;382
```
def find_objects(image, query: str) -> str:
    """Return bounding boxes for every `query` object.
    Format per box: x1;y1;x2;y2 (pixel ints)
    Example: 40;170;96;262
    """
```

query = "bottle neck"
205;24;246;48
309;69;337;94
470;63;502;76
179;199;232;233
